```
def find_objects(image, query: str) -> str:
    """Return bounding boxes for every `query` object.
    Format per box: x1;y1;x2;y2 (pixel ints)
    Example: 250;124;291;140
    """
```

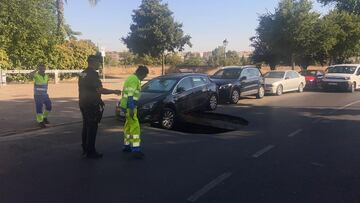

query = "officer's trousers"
124;108;141;151
80;105;101;154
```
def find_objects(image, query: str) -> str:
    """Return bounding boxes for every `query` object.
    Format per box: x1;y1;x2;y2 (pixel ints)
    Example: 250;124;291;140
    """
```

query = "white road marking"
337;100;360;111
187;172;232;202
252;145;275;158
312;100;360;124
288;129;303;137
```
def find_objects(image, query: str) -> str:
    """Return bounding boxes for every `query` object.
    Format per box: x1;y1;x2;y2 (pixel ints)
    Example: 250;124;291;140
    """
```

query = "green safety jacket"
120;74;141;110
34;73;49;96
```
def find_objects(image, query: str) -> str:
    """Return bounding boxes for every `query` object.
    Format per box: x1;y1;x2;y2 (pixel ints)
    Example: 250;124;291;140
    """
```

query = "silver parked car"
264;70;306;96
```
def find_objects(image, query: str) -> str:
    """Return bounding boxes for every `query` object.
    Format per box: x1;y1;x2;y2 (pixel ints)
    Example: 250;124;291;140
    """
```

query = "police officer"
121;65;149;159
79;55;121;159
32;65;52;128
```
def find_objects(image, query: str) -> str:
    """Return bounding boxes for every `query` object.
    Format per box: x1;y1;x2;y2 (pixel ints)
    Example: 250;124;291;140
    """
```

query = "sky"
64;0;332;52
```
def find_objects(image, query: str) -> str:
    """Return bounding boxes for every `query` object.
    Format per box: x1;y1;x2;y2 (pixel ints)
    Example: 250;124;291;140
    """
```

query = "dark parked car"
299;70;324;90
210;66;265;104
116;73;218;129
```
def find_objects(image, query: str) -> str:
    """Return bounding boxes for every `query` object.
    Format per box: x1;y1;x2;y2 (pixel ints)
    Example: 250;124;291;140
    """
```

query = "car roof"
220;65;257;70
156;73;208;79
329;64;360;67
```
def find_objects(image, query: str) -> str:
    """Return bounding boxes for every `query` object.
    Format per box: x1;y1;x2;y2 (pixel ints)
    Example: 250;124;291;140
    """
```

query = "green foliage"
318;0;360;15
182;56;205;67
208;46;226;67
0;0;59;69
226;51;240;66
0;49;11;69
122;0;192;58
166;53;183;66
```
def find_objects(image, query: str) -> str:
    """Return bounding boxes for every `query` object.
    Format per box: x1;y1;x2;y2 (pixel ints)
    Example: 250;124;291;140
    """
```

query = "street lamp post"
223;39;228;65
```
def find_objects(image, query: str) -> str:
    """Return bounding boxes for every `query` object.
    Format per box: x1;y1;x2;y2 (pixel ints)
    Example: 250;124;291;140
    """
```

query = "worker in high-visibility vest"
120;65;149;159
32;65;52;128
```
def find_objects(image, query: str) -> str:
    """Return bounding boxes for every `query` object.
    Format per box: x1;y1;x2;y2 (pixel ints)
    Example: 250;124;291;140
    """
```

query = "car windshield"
328;66;356;74
212;69;242;79
142;78;178;93
264;72;285;78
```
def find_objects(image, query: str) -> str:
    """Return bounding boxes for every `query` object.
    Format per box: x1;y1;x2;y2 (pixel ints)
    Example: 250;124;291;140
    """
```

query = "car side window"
356;68;360;75
285;72;292;79
176;77;193;93
249;68;261;77
192;76;207;87
241;69;251;78
291;71;299;78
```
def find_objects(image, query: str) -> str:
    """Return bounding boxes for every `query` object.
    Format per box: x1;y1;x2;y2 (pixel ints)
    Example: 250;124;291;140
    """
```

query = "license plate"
328;83;337;86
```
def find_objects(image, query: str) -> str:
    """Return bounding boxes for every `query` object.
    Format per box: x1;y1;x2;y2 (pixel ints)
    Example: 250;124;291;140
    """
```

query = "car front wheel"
276;85;283;96
256;85;265;99
298;83;304;93
160;108;176;130
208;94;218;110
230;89;240;104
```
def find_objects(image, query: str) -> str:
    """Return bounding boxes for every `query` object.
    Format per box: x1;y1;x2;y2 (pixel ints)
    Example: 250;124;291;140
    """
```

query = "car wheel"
349;82;356;93
276;85;283;96
230;89;240;104
256;85;265;99
298;83;304;93
160;108;176;130
208;94;218;110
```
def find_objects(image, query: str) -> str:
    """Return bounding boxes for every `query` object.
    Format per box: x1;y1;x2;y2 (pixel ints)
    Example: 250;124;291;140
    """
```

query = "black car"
116;73;218;129
210;66;265;104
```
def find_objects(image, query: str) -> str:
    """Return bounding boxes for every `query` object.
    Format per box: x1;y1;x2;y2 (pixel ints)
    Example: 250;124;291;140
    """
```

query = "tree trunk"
291;54;295;70
56;0;65;38
161;53;165;75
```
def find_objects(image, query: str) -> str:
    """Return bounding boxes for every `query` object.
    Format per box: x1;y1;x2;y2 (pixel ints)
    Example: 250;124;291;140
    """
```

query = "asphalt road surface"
1;91;360;203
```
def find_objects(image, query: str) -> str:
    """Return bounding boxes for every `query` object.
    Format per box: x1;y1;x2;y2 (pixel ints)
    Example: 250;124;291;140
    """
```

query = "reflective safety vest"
34;73;49;96
120;74;141;110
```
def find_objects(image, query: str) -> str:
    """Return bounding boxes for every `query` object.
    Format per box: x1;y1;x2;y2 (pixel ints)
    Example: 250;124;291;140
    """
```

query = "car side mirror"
285;77;290;80
176;87;185;94
240;76;247;81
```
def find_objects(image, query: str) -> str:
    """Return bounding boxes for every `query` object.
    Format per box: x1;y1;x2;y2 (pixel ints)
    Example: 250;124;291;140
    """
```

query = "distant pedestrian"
31;65;52;128
78;54;121;159
120;65;149;159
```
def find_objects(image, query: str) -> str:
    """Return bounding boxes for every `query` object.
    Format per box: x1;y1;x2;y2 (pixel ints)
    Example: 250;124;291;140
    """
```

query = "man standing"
32;65;52;128
79;55;121;159
120;65;149;159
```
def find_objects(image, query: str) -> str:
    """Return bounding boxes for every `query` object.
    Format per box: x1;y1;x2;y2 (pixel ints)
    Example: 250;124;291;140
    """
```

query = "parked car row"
116;64;360;130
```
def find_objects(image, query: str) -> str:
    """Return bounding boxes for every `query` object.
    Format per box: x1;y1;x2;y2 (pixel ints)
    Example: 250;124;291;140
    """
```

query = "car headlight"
141;101;157;110
219;84;232;89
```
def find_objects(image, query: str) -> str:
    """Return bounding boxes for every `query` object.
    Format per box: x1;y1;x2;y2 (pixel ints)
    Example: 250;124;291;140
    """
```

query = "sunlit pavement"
1;91;360;202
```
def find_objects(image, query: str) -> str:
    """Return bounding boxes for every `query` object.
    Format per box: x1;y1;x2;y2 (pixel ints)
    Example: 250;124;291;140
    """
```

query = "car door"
239;68;252;96
290;71;301;90
283;71;293;91
355;67;360;89
191;76;209;110
248;68;262;94
173;77;194;113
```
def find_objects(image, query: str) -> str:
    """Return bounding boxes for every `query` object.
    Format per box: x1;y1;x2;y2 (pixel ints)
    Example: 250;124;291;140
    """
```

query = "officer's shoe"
38;122;46;128
132;151;145;159
86;152;103;159
43;118;50;124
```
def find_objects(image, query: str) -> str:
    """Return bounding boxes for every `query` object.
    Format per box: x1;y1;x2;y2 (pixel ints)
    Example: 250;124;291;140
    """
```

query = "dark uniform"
78;68;104;156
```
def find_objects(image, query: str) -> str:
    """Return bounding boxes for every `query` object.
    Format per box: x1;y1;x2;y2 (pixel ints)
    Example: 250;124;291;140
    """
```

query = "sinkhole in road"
172;112;249;134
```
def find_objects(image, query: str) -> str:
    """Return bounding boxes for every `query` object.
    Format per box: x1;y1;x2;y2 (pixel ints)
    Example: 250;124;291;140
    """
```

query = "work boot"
122;145;131;153
132;151;145;159
43;118;50;124
81;144;87;156
86;151;103;159
38;122;46;128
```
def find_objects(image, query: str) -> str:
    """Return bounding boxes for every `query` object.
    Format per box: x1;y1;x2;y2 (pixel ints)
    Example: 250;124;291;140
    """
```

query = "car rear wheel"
349;82;356;93
298;83;304;93
160;108;176;130
208;94;218;110
256;85;265;99
230;89;240;104
276;85;283;96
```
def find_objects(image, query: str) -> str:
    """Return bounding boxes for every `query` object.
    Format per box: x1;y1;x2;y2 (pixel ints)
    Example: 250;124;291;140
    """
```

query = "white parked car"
322;64;360;92
264;70;306;96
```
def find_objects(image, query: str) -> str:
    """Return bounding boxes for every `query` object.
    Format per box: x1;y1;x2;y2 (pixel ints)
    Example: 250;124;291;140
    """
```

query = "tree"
318;0;360;15
182;56;205;67
56;0;99;38
208;46;226;67
166;53;183;66
0;0;59;68
0;49;11;69
226;51;240;66
122;0;192;75
119;52;136;67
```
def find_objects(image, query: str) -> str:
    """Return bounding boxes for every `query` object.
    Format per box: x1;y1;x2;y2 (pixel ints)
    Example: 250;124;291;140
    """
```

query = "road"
1;90;360;202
